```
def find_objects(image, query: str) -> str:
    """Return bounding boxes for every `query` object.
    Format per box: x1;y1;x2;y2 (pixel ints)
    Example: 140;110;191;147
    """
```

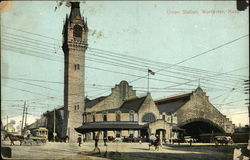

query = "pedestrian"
154;135;160;151
103;136;107;146
25;129;31;139
189;139;192;146
77;135;82;147
95;135;99;148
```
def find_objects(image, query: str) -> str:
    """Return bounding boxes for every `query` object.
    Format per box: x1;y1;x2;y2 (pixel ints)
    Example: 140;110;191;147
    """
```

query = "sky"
1;1;249;126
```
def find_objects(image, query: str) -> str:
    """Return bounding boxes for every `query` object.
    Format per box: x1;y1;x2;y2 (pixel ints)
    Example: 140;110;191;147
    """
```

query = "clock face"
73;25;82;38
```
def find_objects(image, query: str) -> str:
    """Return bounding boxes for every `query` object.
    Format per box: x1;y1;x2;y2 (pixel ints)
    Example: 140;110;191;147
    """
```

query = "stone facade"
176;87;234;133
80;82;176;141
62;2;88;142
138;94;160;125
86;81;136;112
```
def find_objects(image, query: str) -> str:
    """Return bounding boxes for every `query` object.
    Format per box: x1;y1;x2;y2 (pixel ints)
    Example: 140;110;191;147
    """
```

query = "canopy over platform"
75;121;146;133
172;125;185;132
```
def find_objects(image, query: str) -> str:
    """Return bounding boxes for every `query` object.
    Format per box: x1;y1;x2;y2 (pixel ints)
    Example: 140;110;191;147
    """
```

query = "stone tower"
62;2;88;142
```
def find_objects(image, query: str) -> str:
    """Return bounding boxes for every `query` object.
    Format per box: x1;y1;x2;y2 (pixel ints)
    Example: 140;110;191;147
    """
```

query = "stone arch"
179;117;225;137
142;112;156;123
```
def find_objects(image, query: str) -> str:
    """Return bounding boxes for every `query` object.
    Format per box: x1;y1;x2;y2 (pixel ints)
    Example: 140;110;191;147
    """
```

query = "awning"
172;125;185;132
75;121;145;133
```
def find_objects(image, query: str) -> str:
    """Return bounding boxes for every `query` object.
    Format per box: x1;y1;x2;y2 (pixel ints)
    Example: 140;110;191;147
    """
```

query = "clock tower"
62;2;88;142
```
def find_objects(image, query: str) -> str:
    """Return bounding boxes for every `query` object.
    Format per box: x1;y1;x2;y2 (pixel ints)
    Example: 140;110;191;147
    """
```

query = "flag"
148;69;155;75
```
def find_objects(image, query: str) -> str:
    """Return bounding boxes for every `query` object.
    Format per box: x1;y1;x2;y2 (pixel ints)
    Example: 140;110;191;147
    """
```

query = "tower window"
73;25;83;38
74;105;80;110
74;64;80;70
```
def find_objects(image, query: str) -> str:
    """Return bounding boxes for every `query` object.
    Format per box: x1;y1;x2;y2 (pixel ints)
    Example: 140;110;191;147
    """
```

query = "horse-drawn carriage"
214;136;233;145
4;127;48;146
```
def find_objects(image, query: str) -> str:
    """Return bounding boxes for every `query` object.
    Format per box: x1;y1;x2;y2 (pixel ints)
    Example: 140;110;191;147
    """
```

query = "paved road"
1;140;249;160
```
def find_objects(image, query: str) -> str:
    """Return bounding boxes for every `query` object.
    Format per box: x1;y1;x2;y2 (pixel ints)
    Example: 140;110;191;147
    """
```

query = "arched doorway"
180;118;225;138
156;129;166;142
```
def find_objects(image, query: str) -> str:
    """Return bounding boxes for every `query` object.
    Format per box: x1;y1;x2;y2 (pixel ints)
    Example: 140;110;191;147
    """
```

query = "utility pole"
6;115;8;131
244;79;249;150
21;101;26;135
19;120;22;135
24;105;28;128
147;69;150;93
53;107;56;142
170;113;173;143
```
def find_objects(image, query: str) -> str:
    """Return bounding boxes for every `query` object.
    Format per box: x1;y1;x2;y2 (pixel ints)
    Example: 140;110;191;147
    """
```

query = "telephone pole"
244;79;249;150
6;115;8;131
53;108;56;142
21;101;26;135
24;105;28;128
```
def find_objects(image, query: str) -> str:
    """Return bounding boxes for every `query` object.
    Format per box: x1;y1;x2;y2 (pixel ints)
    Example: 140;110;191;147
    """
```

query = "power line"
2;30;247;82
2;42;244;91
129;34;249;84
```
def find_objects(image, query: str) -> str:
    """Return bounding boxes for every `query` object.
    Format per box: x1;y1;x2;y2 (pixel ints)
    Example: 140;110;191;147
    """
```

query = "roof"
172;125;185;131
85;96;108;108
75;121;144;133
120;96;147;112
69;2;81;21
155;92;192;103
155;92;192;114
92;96;147;114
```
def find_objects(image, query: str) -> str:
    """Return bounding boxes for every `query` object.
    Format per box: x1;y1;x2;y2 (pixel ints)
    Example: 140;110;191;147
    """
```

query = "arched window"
162;115;166;121
116;111;121;121
142;113;156;123
129;111;134;121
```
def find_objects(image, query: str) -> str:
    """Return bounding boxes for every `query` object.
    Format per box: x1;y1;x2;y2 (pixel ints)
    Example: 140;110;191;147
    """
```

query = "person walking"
95;135;99;147
77;135;82;147
103;135;107;146
155;135;160;151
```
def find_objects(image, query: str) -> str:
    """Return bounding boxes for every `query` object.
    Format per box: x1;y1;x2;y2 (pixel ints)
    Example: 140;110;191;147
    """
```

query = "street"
2;140;249;160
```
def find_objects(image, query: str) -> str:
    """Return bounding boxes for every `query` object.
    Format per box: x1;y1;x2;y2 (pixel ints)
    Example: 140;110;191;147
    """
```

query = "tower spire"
69;2;81;22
